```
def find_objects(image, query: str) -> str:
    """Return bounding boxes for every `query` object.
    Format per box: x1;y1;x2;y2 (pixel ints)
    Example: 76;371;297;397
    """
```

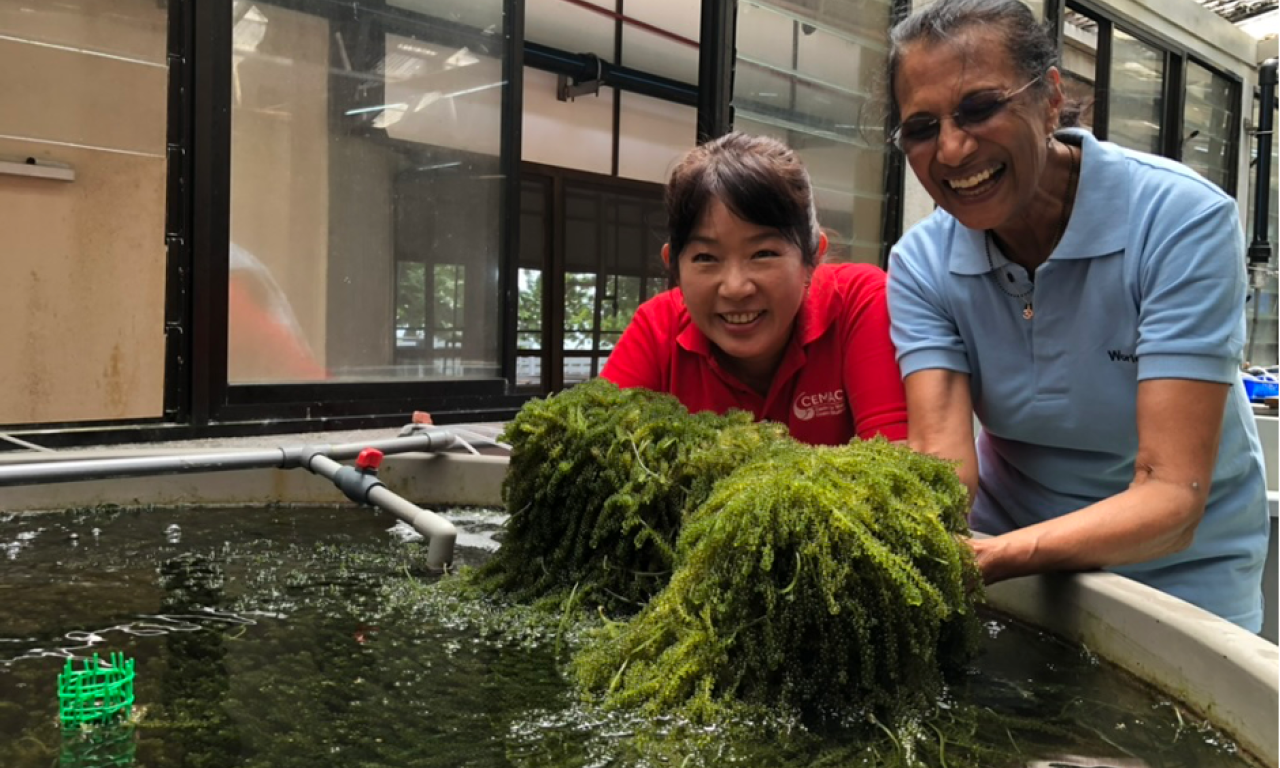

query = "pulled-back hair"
665;132;820;281
885;0;1059;123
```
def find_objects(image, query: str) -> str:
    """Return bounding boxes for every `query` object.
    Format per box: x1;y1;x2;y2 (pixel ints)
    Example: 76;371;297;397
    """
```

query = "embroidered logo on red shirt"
792;389;846;421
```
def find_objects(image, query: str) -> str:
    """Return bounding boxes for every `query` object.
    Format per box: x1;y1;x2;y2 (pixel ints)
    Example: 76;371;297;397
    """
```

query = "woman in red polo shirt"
600;133;907;446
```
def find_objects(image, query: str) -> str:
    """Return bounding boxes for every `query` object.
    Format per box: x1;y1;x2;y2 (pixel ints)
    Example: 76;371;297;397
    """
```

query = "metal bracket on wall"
0;157;75;182
556;54;603;101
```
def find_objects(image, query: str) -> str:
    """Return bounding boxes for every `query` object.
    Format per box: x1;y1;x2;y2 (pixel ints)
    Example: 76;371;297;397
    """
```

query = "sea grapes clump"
573;438;981;725
477;379;790;611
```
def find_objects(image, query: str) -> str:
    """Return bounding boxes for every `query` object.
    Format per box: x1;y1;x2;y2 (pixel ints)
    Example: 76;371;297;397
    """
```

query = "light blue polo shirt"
888;129;1268;631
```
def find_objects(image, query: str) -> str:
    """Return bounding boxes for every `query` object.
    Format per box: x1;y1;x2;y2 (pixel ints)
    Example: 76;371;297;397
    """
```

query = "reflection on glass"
563;355;595;385
433;263;465;362
394;260;426;359
517;268;544;352
617;91;698;184
516;356;542;388
601;274;643;349
565;273;599;351
518;179;548;389
734;0;890;266
229;0;506;384
620;12;698;85
554;184;665;380
1182;61;1234;191
1061;9;1099;131
1108;28;1164;155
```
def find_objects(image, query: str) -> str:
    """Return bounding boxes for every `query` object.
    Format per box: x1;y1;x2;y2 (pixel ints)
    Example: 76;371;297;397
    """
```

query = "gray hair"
885;0;1059;123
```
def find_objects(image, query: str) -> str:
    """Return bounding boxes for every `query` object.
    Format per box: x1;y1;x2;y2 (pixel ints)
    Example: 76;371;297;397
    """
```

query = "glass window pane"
517;355;543;388
600;275;642;349
523;69;616;174
1182;61;1234;191
395;261;427;358
563;356;594;385
621;16;698;86
0;0;168;425
229;0;506;384
617;91;697;184
564;330;594;350
518;268;544;351
517;179;546;389
555;183;665;370
734;0;891;267
1108;28;1164;155
565;273;599;348
525;0;615;62
1062;9;1099;132
1245;96;1279;368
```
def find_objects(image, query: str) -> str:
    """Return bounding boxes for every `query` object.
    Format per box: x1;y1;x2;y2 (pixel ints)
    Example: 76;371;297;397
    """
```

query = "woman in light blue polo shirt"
884;0;1268;630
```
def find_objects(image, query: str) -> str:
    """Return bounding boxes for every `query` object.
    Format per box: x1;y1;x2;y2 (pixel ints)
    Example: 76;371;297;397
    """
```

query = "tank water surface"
0;505;1262;767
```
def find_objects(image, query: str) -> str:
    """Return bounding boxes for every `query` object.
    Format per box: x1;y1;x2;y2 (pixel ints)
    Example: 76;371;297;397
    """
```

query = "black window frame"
187;0;531;432
0;0;810;448
518;163;667;394
1063;0;1242;196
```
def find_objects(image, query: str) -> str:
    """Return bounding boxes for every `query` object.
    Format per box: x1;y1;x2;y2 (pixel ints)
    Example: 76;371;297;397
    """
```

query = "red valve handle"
355;447;384;471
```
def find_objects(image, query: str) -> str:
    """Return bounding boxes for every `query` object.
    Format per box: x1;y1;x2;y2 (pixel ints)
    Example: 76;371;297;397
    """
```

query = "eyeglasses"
889;75;1042;152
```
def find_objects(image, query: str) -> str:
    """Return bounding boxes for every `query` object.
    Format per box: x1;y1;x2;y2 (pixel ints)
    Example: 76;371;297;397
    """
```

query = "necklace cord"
983;142;1080;311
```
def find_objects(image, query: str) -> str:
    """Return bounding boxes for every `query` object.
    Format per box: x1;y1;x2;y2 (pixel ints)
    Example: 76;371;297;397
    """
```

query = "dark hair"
665;132;820;282
885;0;1059;124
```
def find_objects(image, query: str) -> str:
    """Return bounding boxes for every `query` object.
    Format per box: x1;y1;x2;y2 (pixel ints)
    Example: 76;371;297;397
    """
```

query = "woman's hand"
963;378;1224;582
904;369;979;503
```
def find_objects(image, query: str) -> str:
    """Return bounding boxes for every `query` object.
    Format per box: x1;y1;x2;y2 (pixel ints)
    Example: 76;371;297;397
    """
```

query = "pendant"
1023;303;1035;320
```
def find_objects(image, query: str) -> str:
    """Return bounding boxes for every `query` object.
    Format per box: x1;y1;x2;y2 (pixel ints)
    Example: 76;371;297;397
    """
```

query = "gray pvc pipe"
368;485;457;571
0;428;457;487
306;453;457;572
0;426;461;569
0;449;285;486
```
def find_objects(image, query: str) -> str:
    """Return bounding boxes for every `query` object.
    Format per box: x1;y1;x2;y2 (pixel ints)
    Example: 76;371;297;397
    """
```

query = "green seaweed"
573;439;981;726
480;379;983;728
479;379;789;611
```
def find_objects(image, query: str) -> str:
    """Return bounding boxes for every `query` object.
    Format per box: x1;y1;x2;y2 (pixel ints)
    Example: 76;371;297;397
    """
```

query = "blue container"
1243;374;1279;402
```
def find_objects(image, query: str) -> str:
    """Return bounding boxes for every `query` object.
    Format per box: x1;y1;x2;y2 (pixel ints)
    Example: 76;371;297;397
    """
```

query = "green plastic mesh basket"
57;653;136;727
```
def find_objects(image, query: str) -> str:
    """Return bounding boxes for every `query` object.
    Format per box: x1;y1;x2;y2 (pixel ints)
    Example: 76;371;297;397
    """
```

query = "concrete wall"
0;0;168;425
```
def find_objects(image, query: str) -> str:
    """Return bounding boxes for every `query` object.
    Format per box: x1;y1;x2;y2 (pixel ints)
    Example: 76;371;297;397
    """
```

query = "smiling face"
676;197;817;388
893;26;1061;232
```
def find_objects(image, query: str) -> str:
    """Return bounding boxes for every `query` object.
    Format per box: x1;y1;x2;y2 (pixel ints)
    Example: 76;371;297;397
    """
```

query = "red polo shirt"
601;262;908;445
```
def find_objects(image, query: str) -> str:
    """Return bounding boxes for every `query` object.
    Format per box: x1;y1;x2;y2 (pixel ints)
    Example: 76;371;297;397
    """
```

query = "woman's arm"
841;266;909;442
903;369;978;501
970;377;1225;583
